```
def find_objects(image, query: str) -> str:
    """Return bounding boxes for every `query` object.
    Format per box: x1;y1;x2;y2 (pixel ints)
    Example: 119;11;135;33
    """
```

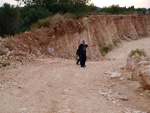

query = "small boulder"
126;56;150;79
111;72;122;79
133;61;150;90
126;56;143;72
116;95;129;101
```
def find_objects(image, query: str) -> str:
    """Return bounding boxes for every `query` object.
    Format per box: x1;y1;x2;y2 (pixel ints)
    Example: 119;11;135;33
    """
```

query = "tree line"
100;5;149;14
0;0;97;37
0;0;150;37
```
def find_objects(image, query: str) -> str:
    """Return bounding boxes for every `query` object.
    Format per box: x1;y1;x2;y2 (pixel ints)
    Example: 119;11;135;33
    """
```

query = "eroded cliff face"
1;15;150;60
46;15;150;59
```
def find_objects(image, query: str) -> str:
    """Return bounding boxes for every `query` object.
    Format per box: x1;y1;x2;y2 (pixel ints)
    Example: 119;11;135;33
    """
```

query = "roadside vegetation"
0;62;10;67
129;49;147;57
100;46;111;56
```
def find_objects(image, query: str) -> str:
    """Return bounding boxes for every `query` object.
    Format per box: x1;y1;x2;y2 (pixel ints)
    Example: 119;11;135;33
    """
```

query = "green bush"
31;12;79;30
0;3;20;37
30;17;51;30
64;13;77;19
75;12;90;19
113;39;120;46
0;1;97;36
129;49;146;57
53;24;59;31
100;47;110;56
2;62;10;67
99;5;147;14
50;13;64;23
17;0;96;15
20;6;52;31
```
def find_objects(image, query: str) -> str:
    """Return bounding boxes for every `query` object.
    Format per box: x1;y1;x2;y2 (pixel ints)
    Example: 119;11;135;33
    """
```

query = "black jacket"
79;44;88;55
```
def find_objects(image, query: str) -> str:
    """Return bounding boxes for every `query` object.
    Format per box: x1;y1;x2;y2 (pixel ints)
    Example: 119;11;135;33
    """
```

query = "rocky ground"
0;37;150;113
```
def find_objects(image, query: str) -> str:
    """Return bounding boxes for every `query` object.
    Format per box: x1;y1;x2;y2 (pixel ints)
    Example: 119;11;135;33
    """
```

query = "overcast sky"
0;0;18;6
91;0;150;8
0;0;150;8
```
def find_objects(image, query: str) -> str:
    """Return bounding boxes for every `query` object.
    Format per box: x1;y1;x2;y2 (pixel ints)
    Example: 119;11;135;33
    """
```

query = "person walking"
79;40;88;68
76;39;81;65
76;45;81;65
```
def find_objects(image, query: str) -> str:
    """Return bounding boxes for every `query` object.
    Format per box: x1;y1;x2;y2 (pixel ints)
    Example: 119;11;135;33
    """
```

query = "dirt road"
0;37;150;113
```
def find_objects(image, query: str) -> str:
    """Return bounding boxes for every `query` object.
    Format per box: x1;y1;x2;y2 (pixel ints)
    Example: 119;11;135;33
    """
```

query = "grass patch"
30;12;91;30
64;13;77;19
129;49;146;57
75;12;89;19
51;13;64;23
53;24;59;31
113;39;120;46
100;46;110;56
30;13;77;30
51;13;77;22
2;62;10;67
31;17;52;30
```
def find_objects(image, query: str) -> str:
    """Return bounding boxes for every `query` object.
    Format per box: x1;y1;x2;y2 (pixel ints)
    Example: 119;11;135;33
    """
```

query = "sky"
0;0;18;6
0;0;150;8
90;0;150;8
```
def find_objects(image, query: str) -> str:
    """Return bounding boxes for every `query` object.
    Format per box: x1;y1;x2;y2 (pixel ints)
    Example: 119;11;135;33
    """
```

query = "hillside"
0;14;150;61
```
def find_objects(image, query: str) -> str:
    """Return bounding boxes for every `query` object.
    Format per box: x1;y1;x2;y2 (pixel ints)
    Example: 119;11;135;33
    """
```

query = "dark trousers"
76;58;80;64
80;54;86;67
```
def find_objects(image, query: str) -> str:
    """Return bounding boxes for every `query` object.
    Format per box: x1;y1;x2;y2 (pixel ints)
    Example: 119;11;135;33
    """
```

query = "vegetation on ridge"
0;0;150;37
